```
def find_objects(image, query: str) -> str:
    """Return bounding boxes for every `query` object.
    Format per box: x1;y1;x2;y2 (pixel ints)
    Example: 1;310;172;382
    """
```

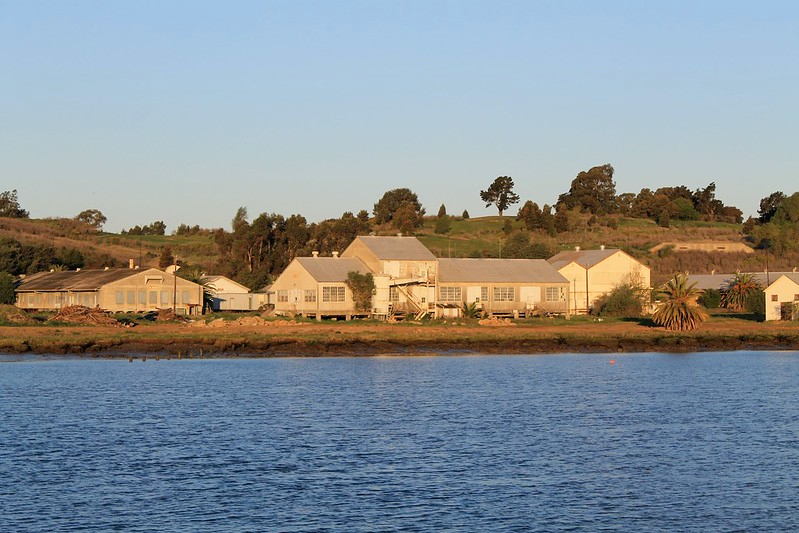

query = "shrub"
699;288;721;309
745;291;765;319
592;283;647;317
434;216;452;234
0;272;16;305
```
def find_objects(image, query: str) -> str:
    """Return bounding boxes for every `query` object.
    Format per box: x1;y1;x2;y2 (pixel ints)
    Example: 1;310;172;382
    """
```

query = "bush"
592;283;648;317
434;216;452;234
0;273;16;305
699;288;721;309
745;291;765;319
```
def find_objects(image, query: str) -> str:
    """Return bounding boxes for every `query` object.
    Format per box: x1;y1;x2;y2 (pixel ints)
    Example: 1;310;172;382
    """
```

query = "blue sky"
2;1;797;232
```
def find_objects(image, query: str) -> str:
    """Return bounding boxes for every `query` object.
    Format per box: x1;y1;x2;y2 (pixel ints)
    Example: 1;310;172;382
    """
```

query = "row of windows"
438;286;565;303
277;287;347;304
115;290;193;305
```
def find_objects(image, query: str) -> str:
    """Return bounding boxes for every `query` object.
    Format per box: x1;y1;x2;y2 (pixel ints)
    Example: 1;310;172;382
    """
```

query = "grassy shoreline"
2;315;799;357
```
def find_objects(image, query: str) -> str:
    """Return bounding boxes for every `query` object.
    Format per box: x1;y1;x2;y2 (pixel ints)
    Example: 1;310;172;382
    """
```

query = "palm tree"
652;273;708;331
721;272;762;311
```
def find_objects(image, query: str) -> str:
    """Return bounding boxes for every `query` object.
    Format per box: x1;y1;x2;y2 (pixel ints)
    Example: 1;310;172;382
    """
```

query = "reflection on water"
1;352;798;532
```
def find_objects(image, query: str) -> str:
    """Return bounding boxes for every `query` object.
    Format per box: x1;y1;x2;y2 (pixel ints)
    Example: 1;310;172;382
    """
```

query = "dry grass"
3;315;799;356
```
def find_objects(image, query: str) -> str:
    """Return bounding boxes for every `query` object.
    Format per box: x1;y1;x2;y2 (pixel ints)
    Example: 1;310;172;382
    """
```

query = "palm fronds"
652;273;708;331
720;272;762;311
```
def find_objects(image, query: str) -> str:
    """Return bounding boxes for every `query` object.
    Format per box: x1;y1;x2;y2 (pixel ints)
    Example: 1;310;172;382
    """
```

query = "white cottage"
764;274;799;321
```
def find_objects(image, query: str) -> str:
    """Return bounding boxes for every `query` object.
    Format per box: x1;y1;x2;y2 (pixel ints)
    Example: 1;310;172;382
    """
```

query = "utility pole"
172;255;177;314
585;263;590;314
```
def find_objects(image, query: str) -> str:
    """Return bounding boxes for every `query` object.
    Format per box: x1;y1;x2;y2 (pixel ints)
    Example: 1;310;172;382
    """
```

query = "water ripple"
1;352;798;532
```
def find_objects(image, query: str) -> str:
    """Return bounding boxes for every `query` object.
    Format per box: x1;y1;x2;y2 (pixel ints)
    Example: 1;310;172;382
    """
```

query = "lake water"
1;351;798;532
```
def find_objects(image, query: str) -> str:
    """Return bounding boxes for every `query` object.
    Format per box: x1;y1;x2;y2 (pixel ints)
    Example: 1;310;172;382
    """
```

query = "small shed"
201;275;268;312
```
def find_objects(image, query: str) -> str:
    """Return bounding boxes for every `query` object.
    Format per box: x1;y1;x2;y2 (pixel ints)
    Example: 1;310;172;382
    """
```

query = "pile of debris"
478;317;517;327
154;308;189;323
51;305;121;326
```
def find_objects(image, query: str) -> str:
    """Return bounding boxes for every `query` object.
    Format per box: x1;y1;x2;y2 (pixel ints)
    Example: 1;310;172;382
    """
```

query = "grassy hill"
2;212;787;284
0;217;216;270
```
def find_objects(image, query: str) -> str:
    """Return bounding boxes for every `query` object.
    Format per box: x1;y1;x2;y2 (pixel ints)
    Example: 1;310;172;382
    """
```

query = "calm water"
1;352;798;532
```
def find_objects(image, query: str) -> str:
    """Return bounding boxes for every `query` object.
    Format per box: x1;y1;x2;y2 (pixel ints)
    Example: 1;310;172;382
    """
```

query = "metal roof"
295;257;371;282
438;258;568;284
686;271;796;291
16;268;144;292
547;248;622;270
350;236;436;261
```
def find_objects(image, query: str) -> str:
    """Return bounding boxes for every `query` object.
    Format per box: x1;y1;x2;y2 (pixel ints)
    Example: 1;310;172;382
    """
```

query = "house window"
304;290;317;302
493;287;515;302
277;290;288;303
322;286;346;302
149;292;157;304
115;291;124;304
139;290;146;304
389;287;399;302
182;290;191;304
438;286;462;302
771;294;779;302
545;287;562;302
127;291;135;305
481;287;488;302
161;291;170;305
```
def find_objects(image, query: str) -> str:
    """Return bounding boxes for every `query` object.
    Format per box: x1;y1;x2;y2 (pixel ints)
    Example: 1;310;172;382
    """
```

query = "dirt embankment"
2;318;799;357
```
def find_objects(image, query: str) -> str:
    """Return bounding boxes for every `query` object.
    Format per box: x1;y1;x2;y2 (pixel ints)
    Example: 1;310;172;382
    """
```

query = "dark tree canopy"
0;190;29;218
759;191;786;223
0;272;16;304
557;164;616;215
480;176;520;216
437;204;447;218
373;188;424;225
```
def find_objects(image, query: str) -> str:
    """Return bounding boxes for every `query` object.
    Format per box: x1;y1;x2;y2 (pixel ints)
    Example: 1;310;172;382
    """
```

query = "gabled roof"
16;268;145;292
765;273;799;289
350;236;436;261
548;248;626;270
295;257;371;282
200;275;251;293
438;258;568;284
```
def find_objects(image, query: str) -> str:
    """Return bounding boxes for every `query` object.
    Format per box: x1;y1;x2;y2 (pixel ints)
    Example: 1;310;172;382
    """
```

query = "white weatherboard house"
435;258;570;318
548;247;651;315
764;273;799;321
270;254;372;320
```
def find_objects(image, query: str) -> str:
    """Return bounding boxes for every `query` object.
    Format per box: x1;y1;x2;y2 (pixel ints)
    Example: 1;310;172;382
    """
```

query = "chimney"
129;259;135;269
332;251;339;258
575;246;580;252
312;251;319;258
